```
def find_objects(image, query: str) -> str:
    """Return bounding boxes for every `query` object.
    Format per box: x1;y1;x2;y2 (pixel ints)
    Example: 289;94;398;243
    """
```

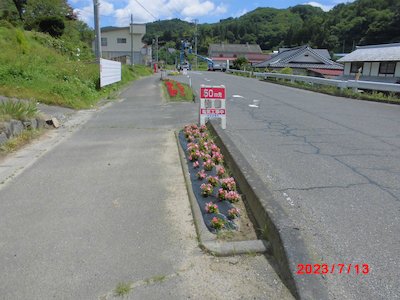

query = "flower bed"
163;79;190;99
179;123;244;233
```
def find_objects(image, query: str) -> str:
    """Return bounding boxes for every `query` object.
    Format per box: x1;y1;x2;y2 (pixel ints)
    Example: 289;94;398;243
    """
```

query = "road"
178;71;400;299
0;76;293;299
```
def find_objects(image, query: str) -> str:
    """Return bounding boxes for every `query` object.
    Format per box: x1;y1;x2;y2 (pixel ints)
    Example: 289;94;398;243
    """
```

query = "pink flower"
211;144;220;152
203;159;215;171
196;170;207;180
225;191;240;203
221;177;236;191
228;208;240;219
200;183;214;197
212;151;224;164
217;188;227;200
205;202;219;213
207;176;219;187
193;161;200;168
210;217;225;230
202;154;212;162
217;167;226;177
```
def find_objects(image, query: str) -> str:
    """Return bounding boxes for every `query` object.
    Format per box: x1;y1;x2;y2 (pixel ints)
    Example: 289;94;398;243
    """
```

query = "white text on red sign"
200;87;226;99
200;108;226;115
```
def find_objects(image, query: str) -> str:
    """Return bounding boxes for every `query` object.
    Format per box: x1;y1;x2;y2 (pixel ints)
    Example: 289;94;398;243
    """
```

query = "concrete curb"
175;131;270;257
207;120;328;300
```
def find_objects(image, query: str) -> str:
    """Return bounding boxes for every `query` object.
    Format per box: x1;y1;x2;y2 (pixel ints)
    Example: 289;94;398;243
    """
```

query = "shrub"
38;16;65;38
0;100;38;121
279;67;293;75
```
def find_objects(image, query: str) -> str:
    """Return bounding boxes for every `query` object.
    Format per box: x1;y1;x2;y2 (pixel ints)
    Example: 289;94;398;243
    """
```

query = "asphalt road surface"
178;71;400;300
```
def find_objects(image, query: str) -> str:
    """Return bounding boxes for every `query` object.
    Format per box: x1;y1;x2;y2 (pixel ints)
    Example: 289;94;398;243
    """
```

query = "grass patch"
114;282;132;297
0;100;38;121
0;129;43;156
0;26;152;109
144;274;167;285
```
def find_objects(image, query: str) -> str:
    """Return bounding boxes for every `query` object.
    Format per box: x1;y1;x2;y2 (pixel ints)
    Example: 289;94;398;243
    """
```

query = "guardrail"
226;69;400;93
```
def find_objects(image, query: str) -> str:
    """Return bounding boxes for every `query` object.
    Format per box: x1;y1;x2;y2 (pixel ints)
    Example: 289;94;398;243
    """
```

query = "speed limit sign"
199;85;226;129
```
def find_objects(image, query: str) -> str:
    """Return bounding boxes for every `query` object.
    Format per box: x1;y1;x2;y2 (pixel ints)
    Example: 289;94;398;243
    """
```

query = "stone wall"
0;118;46;146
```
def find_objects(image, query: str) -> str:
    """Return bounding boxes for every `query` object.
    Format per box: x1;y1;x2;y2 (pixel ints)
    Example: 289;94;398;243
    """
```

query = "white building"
96;24;151;65
337;43;400;83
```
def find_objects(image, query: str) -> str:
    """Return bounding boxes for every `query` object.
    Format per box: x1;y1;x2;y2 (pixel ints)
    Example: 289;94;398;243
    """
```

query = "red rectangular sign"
200;87;226;99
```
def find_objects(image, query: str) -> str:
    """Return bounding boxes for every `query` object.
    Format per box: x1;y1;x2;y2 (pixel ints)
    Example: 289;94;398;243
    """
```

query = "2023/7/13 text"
297;264;369;275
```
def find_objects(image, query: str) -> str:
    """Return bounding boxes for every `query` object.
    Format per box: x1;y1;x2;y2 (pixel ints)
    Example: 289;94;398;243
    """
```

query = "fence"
227;70;400;93
100;58;121;88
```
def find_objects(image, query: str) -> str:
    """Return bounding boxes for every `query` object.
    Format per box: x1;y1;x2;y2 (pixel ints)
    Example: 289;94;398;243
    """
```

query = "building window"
379;61;396;75
101;37;107;47
117;38;127;44
219;54;224;57
350;62;363;73
233;54;237;58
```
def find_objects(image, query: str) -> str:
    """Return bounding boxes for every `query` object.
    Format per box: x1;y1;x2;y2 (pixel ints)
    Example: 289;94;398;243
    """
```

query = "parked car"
209;63;226;72
177;63;191;71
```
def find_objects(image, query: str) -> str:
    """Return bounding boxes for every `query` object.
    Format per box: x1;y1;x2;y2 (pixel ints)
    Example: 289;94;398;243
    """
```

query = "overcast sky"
68;0;353;28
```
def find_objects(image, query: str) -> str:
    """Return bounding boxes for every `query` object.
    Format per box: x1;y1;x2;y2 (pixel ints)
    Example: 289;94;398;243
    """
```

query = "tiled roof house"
208;43;271;65
254;45;343;78
337;43;400;83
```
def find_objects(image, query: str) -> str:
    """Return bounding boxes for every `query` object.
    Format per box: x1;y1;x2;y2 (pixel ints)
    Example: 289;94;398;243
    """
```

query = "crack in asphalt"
275;182;370;192
228;88;400;202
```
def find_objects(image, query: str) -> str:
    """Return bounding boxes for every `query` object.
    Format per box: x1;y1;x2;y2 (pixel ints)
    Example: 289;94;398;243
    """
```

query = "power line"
134;0;182;21
133;0;157;20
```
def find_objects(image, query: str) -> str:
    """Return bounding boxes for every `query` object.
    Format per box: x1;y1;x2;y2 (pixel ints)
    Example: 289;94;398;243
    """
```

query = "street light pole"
194;19;198;70
156;35;159;64
93;0;102;62
130;14;134;66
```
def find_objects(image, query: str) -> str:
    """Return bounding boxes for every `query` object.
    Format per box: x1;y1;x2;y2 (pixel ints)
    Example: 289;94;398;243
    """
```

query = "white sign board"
100;58;121;88
199;85;226;129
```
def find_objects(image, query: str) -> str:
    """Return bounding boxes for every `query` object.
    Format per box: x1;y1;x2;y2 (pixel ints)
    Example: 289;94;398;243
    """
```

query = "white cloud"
181;1;214;17
72;0;229;26
332;0;354;3
115;0;228;25
100;1;115;16
215;3;228;14
74;5;93;25
234;8;248;18
304;1;334;11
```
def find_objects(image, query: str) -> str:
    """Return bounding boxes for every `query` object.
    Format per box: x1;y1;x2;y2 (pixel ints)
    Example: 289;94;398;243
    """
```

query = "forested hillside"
143;0;400;53
0;0;94;56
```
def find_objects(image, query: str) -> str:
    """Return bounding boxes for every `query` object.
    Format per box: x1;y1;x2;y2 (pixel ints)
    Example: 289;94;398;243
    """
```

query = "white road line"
204;78;211;82
232;95;244;98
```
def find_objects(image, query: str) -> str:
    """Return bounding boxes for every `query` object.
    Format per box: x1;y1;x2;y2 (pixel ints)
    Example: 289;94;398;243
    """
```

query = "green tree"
23;0;72;30
12;0;26;20
233;56;248;70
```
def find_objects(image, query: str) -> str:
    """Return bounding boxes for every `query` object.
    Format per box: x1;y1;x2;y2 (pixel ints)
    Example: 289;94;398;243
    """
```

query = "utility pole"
156;35;159;64
93;0;102;62
130;14;134;66
194;19;198;70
